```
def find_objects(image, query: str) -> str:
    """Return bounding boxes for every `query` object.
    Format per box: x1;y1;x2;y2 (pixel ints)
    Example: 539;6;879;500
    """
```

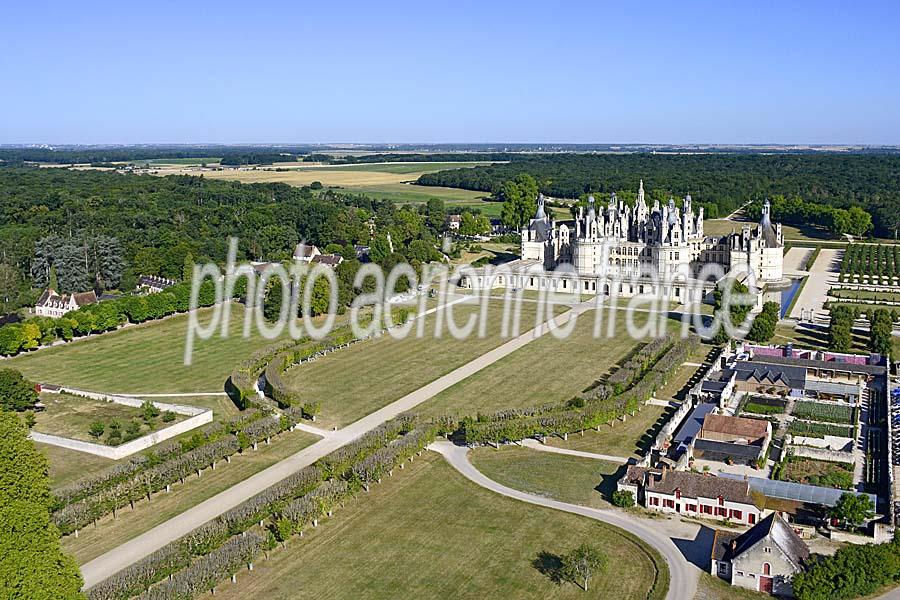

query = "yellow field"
158;162;490;188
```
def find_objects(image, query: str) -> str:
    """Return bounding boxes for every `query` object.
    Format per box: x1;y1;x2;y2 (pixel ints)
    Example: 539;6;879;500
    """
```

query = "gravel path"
80;300;589;589
429;441;698;600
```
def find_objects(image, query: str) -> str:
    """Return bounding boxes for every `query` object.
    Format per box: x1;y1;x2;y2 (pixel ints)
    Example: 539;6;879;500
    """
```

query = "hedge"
87;415;438;600
461;335;699;444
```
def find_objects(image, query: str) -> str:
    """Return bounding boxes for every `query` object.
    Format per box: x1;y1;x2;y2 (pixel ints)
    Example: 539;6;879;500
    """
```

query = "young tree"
831;492;875;529
0;411;84;598
0;369;38;412
561;543;606;592
88;421;105;439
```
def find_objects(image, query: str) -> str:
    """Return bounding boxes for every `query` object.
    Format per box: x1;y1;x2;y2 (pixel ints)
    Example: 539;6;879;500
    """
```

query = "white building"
34;289;98;318
522;182;783;284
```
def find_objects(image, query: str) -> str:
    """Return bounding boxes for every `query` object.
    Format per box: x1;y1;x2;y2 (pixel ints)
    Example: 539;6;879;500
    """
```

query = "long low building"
618;465;764;526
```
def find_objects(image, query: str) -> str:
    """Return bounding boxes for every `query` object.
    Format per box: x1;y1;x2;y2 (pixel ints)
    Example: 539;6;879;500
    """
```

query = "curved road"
429;441;698;600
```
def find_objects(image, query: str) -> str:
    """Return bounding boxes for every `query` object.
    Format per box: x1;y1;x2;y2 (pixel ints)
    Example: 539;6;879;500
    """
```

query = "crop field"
201;453;667;600
778;456;854;490
417;310;670;419
791;401;855;424
470;446;624;509
283;300;567;428
169;162;491;189
61;429;318;564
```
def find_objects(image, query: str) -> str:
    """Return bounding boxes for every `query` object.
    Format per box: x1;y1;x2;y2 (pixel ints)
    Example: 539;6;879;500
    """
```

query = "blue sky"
2;0;899;144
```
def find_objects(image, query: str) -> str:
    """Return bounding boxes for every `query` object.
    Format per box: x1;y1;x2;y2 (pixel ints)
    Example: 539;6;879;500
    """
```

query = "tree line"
417;153;900;237
0;167;455;314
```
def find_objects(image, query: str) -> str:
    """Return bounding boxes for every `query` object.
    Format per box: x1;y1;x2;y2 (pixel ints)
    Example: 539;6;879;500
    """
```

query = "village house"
293;243;321;263
34;289;98;318
136;275;177;294
311;253;343;268
618;465;764;526
710;512;809;597
446;214;461;231
691;414;772;466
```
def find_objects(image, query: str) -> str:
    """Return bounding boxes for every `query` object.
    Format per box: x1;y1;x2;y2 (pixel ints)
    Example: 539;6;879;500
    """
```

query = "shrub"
611;490;635;508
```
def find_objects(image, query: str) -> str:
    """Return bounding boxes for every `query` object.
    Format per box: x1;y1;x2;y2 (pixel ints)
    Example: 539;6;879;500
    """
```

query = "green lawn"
40;443;115;487
7;305;298;394
202;453;667;600
655;343;714;402
417;310;652;419
285;300;566;428
32;392;175;443
470;446;624;509
830;288;900;303
62;428;318;564
694;572;768;600
544;403;673;459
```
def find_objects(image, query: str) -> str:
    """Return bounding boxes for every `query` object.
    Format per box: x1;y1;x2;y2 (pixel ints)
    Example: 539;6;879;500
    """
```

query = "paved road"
429;441;698;600
81;300;589;589
790;248;843;320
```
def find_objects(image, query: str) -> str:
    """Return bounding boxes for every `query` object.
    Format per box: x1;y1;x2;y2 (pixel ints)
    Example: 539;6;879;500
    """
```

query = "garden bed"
791;401;855;425
777;456;854;490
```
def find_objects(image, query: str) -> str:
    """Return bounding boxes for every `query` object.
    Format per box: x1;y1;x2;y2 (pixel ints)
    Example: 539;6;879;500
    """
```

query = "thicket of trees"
0;167;451;313
745;196;872;237
0;411;84;599
793;534;900;600
418;153;900;237
746;301;780;343
0;368;38;412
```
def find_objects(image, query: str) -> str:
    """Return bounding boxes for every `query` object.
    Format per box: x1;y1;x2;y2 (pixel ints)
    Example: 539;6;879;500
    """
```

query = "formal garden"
839;243;900;285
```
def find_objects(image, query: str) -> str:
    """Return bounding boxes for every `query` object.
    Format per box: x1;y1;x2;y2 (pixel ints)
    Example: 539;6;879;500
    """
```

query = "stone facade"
521;182;784;286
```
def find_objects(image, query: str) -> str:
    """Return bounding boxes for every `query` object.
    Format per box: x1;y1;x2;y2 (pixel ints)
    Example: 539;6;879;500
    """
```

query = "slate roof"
700;414;769;441
733;360;807;388
644;468;756;505
312;253;343;266
752;354;886;376
693;438;763;460
732;513;809;570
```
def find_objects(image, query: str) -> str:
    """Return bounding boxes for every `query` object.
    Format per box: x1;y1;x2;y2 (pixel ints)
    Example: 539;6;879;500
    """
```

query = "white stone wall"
30;410;213;460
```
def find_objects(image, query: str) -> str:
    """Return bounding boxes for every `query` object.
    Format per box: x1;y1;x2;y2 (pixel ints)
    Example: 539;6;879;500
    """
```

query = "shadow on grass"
532;550;564;584
635;405;677;456
597;464;629;501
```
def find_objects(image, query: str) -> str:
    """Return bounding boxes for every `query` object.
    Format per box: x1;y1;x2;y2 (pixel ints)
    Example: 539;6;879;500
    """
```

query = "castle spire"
534;193;546;220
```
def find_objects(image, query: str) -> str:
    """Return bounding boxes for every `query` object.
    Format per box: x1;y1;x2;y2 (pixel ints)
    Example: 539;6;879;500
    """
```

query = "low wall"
60;387;206;416
30;410;212;460
30;388;213;459
788;444;854;465
791;435;854;452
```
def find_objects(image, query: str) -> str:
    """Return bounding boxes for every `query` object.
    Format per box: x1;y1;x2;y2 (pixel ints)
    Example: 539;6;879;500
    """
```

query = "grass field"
7;305;298;394
830;288;900;303
40;443;115;487
544;403;673;459
201;453;667;600
694;572;768;600
284;300;566;428
61;428;318;564
417;310;658;419
32;392;184;443
470;446;624;509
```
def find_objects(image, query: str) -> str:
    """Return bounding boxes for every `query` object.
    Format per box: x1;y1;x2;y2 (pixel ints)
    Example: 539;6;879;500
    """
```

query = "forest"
416;153;900;237
0;168;449;313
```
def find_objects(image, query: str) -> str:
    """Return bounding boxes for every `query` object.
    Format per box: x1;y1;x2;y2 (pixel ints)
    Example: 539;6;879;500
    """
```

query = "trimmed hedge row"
462;336;699;444
87;415;438;600
51;411;303;535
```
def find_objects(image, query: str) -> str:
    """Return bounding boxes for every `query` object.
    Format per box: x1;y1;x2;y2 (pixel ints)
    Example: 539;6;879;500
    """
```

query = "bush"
611;490;635;508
